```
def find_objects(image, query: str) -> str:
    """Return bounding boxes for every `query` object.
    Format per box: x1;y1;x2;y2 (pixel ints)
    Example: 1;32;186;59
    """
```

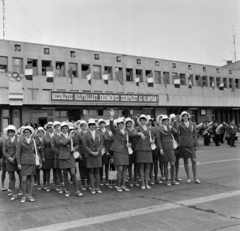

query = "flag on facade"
102;70;109;85
188;79;192;89
174;74;180;88
67;67;73;84
86;68;91;85
25;64;33;81
46;66;54;82
115;68;123;85
219;82;224;90
211;81;215;89
135;75;140;87
163;73;168;87
147;72;154;87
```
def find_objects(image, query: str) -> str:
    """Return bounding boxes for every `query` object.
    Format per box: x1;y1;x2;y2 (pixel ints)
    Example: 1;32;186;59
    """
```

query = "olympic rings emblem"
6;72;24;82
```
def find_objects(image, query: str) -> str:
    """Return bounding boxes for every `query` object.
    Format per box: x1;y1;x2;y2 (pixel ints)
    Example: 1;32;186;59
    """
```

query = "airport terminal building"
0;39;240;130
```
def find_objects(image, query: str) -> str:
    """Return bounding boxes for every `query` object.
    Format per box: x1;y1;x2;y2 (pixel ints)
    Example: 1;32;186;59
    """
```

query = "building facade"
0;39;240;130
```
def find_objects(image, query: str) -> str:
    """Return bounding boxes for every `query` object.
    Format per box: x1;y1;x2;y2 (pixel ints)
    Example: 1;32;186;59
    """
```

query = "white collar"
10;136;15;142
163;125;168;131
101;128;106;132
119;129;125;134
25;137;31;143
62;133;69;139
141;125;147;131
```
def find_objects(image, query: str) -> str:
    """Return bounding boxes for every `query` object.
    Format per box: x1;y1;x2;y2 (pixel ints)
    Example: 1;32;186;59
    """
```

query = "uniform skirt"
1;157;6;169
86;156;102;169
59;154;75;169
6;161;18;172
79;156;87;167
180;147;196;159
152;149;159;161
174;147;183;158
135;151;153;163
113;152;129;166
102;154;111;165
159;149;176;162
21;165;36;176
129;151;136;164
43;159;54;170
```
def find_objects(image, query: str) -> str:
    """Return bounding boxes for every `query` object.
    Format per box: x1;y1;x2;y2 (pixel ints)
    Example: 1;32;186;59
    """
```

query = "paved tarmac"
0;139;240;231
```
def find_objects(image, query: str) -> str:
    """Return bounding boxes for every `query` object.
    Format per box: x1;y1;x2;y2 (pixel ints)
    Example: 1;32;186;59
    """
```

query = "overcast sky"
2;0;240;66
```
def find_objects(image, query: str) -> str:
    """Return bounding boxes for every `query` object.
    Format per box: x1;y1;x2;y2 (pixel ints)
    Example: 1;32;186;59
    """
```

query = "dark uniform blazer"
3;136;19;163
83;130;104;157
16;137;39;165
77;131;87;156
41;132;54;160
125;128;138;151
178;122;198;147
51;133;61;159
109;120;129;154
56;133;72;160
134;125;153;151
156;126;177;150
102;129;114;154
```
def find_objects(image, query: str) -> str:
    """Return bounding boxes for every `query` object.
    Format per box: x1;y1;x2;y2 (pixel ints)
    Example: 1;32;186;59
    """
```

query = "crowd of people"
1;110;228;203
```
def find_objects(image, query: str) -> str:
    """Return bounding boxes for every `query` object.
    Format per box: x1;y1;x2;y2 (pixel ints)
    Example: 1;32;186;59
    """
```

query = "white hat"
180;111;191;121
74;120;81;128
146;115;154;121
60;122;69;130
137;114;149;124
67;122;74;130
98;118;106;125
160;115;169;123
21;126;34;135
125;117;134;125
156;114;164;123
53;121;61;128
17;126;25;135
36;127;46;134
88;118;96;125
116;117;125;124
169;114;176;119
80;120;87;126
44;122;54;130
5;125;17;135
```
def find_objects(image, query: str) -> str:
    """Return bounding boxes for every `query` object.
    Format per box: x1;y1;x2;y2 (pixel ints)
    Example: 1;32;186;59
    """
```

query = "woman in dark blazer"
3;125;22;200
156;115;179;186
41;122;55;192
103;120;115;188
16;126;42;203
109;110;131;192
77;120;89;190
134;114;153;189
57;122;82;197
178;111;201;184
83;118;104;194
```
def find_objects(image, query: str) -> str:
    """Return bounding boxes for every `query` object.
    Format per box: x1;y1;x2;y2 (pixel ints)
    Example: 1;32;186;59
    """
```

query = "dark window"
98;110;103;116
155;61;159;66
94;54;99;60
195;75;201;86
229;78;233;88
180;73;186;85
216;77;221;87
116;56;121;62
104;66;113;80
0;56;7;73
69;63;78;77
56;62;65;77
163;71;170;84
44;48;50;54
81;64;90;78
136;69;143;82
235;79;239;88
216;68;220;73
70;51;76;57
27;59;38;75
145;70;152;83
137;59;141;65
229;70;232;74
126;68;133;81
203;67;206;72
42;60;51;76
202;75;208;87
209;76;215;87
15;44;21;52
188;65;192;70
172;63;176;68
223;78;228;88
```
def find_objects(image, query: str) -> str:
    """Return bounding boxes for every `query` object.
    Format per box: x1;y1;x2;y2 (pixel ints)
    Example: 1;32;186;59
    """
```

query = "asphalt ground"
0;139;240;231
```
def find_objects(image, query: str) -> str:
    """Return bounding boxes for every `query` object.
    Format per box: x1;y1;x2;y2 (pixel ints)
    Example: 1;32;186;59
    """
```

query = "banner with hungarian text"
51;91;159;104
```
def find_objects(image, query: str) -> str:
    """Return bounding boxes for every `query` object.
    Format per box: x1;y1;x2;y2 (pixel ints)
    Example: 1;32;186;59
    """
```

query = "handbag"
108;160;117;181
171;134;179;149
126;134;133;155
33;139;40;166
149;130;156;150
71;138;80;159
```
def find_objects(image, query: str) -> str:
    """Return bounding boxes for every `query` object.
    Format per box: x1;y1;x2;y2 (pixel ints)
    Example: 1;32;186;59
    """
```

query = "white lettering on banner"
143;96;157;102
100;95;119;101
121;95;138;101
52;93;73;100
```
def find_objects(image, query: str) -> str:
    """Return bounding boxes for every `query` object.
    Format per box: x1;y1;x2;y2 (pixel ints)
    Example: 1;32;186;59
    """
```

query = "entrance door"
39;117;47;127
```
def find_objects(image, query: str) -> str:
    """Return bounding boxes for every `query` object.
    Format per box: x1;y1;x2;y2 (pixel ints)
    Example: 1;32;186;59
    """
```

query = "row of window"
11;44;232;73
0;57;238;88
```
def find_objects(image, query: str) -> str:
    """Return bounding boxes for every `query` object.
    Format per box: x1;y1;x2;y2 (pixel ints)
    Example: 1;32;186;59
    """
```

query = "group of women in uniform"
0;110;201;203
